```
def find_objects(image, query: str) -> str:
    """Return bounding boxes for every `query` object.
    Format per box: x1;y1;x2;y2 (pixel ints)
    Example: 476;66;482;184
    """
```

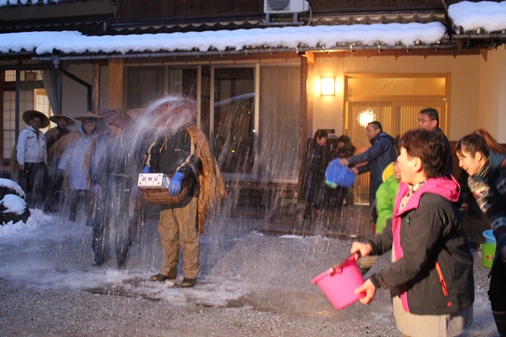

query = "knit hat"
49;115;75;126
22;110;50;128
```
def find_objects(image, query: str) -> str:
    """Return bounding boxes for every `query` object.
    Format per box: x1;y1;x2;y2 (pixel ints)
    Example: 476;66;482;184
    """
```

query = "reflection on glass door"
212;67;255;175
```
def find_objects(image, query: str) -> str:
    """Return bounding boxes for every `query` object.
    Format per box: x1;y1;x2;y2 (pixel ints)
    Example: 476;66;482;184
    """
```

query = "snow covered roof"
0;1;505;59
0;22;448;57
0;0;62;6
449;1;506;33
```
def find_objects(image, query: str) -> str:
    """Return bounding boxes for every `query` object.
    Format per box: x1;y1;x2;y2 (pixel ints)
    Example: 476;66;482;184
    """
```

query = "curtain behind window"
41;70;61;115
258;66;300;182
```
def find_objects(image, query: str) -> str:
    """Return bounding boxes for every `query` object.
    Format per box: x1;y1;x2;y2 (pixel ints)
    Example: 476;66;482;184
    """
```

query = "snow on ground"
0;208;500;336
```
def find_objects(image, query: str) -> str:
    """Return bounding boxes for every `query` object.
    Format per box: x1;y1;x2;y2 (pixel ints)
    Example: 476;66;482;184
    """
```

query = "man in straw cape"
54;112;103;222
44;114;75;213
89;110;143;267
142;96;225;288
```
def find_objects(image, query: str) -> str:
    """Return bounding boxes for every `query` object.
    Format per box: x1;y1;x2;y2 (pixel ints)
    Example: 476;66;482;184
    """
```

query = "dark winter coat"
434;127;454;177
368;176;474;315
303;141;328;205
467;150;506;273
144;128;202;198
348;131;398;205
89;132;142;186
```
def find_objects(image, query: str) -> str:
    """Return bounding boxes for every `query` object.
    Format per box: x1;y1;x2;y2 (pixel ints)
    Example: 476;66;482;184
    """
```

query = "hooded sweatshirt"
368;176;474;315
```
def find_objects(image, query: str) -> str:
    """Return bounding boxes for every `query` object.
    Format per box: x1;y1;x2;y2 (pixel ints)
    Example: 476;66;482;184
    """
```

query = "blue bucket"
325;159;356;188
483;230;496;244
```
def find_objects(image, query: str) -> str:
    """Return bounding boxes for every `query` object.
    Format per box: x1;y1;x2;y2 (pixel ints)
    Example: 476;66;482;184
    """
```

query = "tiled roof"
0;1;505;59
0;0;79;7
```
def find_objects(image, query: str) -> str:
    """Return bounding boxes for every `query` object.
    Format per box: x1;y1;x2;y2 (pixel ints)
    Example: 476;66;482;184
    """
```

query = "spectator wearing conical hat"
16;110;50;209
43;114;75;213
56;112;103;222
45;115;75;151
87;110;141;267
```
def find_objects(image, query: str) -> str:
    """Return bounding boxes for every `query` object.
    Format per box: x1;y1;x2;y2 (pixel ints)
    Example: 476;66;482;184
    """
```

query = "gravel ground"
0;209;499;337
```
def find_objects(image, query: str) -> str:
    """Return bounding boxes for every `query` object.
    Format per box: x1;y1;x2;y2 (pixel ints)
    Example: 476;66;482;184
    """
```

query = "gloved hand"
92;184;102;198
142;166;151;173
168;172;184;197
131;185;141;197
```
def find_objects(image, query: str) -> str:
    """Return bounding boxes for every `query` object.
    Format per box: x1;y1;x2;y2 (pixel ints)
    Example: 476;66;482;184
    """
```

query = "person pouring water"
350;129;474;337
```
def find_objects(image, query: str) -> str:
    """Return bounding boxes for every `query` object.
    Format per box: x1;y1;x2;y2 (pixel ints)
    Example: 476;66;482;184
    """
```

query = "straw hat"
49;115;75;126
22;110;50;128
145;97;197;129
74;111;104;121
105;111;132;129
125;108;145;120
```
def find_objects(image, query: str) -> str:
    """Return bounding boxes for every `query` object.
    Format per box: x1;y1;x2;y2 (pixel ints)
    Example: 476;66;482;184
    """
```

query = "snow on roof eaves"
0;22;446;56
449;1;506;33
0;0;59;6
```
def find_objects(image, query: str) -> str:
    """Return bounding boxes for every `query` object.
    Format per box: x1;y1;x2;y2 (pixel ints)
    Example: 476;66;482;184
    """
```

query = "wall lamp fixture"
321;77;335;96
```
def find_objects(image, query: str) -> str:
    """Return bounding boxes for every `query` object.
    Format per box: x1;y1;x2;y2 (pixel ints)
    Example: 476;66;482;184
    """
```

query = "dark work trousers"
92;175;133;267
489;258;506;336
68;189;94;222
44;165;64;212
21;162;47;208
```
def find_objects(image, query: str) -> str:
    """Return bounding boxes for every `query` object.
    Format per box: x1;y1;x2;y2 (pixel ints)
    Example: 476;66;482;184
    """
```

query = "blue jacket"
348;132;398;205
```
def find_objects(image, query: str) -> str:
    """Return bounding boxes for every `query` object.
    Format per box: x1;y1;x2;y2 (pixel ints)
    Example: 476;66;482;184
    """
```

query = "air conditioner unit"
264;0;310;13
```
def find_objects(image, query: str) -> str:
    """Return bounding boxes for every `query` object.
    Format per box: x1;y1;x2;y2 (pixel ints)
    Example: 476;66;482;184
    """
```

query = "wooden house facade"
1;0;506;209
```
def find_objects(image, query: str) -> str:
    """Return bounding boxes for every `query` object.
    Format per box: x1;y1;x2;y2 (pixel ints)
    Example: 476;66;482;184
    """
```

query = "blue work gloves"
325;159;356;188
92;184;102;198
142;166;151;173
168;172;184;196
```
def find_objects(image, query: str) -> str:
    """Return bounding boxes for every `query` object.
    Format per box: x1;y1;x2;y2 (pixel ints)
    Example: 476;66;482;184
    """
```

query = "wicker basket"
140;178;192;205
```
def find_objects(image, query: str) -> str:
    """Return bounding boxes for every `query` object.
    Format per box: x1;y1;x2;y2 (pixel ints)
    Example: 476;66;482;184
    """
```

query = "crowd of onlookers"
303;107;506;337
15;104;506;334
14;97;225;289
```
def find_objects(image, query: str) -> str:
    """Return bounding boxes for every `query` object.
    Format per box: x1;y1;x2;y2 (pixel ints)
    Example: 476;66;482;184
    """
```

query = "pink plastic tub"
312;256;365;310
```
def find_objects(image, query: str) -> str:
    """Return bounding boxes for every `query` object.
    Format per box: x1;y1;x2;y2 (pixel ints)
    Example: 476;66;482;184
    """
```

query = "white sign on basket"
137;173;170;189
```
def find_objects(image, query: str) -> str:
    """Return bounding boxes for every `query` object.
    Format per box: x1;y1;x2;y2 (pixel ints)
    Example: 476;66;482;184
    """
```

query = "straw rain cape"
186;125;226;234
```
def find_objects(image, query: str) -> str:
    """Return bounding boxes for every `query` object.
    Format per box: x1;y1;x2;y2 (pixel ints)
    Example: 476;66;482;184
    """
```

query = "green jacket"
375;174;400;233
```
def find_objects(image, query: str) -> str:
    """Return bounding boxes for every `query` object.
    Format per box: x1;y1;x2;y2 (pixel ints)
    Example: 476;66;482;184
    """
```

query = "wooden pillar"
108;59;124;110
298;55;309;200
92;62;100;113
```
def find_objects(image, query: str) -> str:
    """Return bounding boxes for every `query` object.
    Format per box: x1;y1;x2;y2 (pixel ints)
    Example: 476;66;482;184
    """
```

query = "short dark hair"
419;108;439;124
368;121;382;132
314;129;328;139
400;128;445;178
337;135;351;144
